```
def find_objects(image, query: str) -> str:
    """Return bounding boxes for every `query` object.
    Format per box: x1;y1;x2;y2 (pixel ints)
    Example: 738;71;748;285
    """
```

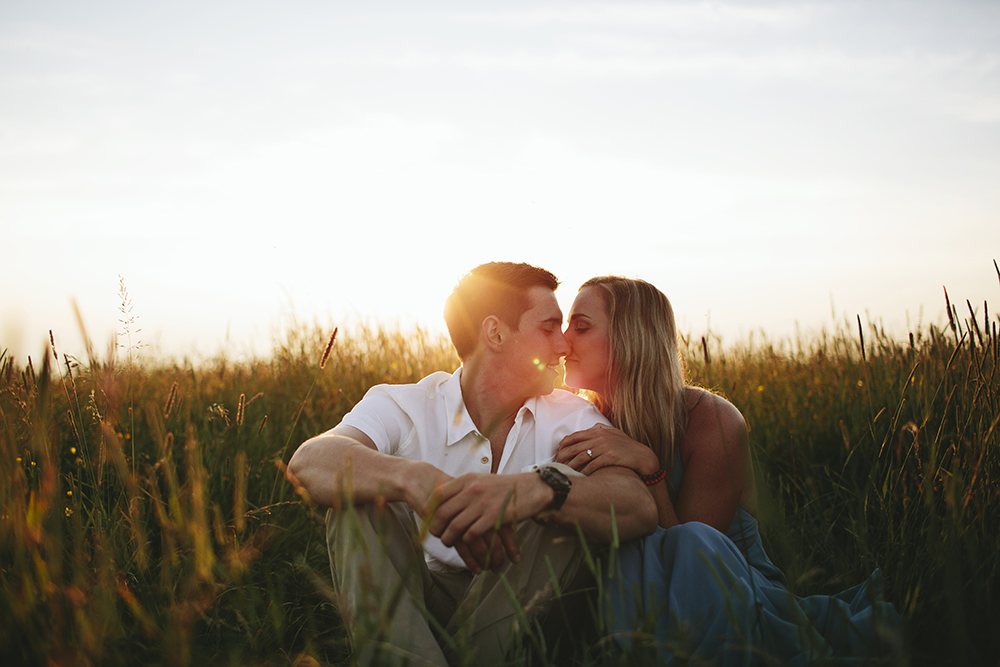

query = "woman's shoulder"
684;387;746;430
681;387;749;458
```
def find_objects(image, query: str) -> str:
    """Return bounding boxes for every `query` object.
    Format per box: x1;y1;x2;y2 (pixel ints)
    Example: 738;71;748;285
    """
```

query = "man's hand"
427;472;551;572
451;527;518;574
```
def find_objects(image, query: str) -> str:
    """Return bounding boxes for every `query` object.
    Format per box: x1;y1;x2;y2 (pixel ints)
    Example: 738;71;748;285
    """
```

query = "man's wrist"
532;472;556;512
535;465;571;511
400;459;441;507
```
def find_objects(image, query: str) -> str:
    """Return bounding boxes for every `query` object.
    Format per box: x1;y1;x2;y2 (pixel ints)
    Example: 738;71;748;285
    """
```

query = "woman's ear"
483;315;504;352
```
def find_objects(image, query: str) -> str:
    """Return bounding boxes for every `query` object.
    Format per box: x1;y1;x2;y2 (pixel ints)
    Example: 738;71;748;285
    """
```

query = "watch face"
542;466;569;489
539;466;571;510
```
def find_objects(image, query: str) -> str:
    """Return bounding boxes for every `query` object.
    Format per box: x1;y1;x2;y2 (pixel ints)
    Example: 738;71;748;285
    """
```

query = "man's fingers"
428;498;464;540
453;535;500;575
498;525;520;564
436;505;475;546
463;508;511;544
483;531;506;572
454;542;484;574
468;538;491;571
436;477;463;501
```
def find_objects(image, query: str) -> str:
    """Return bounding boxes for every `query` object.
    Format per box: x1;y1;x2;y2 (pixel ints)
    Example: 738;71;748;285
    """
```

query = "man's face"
501;286;570;397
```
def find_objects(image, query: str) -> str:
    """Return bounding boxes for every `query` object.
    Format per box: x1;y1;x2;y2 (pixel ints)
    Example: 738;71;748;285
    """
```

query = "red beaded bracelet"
640;469;667;486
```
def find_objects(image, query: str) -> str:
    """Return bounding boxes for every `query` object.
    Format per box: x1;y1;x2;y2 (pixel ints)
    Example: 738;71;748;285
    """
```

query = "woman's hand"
556;424;661;477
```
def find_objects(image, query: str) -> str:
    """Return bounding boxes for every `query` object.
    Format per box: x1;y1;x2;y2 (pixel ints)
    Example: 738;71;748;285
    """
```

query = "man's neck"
459;360;526;443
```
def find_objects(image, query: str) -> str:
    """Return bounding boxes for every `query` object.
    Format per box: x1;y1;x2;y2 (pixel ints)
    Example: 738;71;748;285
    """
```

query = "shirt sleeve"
338;385;411;456
545;396;613;450
556;402;610;444
573;404;612;431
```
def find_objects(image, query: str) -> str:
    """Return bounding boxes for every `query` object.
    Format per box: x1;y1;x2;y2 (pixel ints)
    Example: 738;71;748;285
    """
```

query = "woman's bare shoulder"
685;387;746;430
685;387;747;452
681;386;757;516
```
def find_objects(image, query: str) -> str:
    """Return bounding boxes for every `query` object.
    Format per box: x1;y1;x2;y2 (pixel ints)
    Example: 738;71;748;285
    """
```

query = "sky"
2;1;998;363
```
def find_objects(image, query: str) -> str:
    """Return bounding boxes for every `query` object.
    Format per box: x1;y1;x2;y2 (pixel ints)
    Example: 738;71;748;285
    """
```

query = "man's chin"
533;373;558;396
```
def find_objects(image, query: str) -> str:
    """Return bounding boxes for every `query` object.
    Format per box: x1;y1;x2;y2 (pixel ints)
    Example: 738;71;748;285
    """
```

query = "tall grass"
1;275;997;665
684;290;998;665
0;312;458;666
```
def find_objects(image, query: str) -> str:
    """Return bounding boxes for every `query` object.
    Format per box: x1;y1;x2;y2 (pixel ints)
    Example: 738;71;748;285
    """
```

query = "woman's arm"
673;390;752;532
555;389;752;532
556;424;681;528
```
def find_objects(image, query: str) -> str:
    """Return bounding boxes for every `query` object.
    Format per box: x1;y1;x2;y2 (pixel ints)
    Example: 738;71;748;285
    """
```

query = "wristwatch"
536;465;571;511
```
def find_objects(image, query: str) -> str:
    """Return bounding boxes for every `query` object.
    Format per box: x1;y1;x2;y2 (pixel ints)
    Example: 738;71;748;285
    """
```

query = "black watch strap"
536;465;571;511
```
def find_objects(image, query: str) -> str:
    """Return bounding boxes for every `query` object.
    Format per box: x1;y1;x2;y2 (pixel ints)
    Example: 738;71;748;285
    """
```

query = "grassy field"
1;278;997;666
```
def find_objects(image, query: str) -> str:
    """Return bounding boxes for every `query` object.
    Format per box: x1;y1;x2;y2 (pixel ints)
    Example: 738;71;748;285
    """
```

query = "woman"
555;276;900;665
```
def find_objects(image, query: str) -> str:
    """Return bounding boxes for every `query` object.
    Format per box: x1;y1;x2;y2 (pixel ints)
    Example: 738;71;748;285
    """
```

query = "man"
287;262;657;666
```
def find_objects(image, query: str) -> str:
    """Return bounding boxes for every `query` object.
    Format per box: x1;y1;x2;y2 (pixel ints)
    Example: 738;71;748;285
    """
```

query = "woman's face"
563;286;611;395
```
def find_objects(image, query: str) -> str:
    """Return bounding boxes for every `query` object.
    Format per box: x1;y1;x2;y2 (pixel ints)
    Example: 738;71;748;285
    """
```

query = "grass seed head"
236;393;246;426
320;327;338;368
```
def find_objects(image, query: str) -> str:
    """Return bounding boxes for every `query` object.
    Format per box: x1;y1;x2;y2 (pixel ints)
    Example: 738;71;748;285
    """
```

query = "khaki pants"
327;502;585;666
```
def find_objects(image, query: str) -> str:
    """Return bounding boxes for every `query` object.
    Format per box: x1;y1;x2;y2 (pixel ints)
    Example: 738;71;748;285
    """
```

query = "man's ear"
482;315;504;352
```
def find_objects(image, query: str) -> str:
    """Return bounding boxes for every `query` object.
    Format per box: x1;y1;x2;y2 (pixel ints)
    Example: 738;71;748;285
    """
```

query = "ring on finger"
587;448;593;457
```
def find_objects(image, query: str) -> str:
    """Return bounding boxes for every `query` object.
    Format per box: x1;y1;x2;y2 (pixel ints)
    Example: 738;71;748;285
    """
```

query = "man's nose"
554;330;570;356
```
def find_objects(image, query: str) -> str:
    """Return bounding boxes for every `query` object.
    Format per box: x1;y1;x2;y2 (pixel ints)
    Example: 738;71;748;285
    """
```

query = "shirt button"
481;456;489;465
532;465;539;471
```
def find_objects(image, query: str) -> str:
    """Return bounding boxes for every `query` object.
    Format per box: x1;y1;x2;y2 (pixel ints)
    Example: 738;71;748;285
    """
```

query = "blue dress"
605;458;901;665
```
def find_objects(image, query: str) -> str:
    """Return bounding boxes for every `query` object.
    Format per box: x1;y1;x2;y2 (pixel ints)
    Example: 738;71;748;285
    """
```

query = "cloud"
954;97;1000;123
0;20;107;59
445;47;999;90
0;35;93;58
449;2;806;30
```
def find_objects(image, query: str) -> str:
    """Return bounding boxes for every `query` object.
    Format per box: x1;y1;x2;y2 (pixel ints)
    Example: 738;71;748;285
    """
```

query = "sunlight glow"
0;1;997;361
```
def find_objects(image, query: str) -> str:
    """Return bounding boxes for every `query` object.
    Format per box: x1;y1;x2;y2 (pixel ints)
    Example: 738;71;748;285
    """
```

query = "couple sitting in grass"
287;261;900;666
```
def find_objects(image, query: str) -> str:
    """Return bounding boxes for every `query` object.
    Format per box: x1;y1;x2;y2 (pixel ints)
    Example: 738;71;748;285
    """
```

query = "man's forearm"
548;468;658;542
288;434;439;509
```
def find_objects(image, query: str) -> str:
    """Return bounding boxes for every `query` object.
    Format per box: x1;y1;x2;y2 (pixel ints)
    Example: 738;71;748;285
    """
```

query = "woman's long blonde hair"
579;276;687;476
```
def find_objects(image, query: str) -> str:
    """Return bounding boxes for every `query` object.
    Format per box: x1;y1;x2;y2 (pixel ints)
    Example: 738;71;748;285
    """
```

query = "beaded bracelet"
640;468;667;486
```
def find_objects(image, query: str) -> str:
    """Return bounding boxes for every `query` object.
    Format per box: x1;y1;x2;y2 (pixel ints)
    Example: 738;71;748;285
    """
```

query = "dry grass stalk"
234;450;247;534
320;327;338;369
163;381;178;418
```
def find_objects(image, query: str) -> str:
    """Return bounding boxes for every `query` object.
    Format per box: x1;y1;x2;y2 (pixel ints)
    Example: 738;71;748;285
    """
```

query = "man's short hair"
444;262;559;360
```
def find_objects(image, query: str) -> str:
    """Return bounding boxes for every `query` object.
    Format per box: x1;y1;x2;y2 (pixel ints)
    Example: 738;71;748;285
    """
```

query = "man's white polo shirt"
338;367;609;571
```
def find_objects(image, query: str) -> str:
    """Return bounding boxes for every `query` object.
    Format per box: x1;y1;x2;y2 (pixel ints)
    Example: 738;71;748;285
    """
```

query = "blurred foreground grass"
1;279;997;665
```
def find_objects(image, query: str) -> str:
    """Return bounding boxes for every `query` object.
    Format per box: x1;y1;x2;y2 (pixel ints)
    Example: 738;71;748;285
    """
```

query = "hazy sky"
2;1;998;362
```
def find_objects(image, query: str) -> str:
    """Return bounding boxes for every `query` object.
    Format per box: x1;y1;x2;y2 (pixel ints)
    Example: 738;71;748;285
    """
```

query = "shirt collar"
444;367;479;447
444;367;537;447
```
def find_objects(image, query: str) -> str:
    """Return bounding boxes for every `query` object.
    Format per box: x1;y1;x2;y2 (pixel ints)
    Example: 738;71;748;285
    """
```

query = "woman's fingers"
557;424;605;449
560;447;594;471
556;434;601;468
